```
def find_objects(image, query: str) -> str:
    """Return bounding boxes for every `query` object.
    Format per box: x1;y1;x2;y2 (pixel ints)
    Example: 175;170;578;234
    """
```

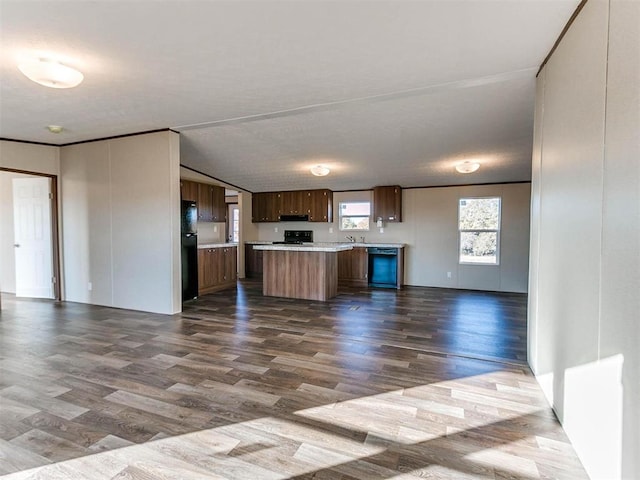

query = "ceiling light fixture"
310;165;330;177
47;125;64;134
455;161;480;174
18;58;84;89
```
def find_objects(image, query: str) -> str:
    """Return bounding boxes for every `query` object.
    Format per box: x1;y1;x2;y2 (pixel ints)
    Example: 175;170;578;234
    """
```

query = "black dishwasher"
368;247;398;288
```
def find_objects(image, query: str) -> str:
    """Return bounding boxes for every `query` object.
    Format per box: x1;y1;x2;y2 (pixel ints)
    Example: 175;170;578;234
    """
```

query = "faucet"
345;235;355;242
359;236;365;243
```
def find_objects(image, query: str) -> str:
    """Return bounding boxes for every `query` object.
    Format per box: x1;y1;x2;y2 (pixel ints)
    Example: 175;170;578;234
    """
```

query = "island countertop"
247;242;405;249
252;243;353;252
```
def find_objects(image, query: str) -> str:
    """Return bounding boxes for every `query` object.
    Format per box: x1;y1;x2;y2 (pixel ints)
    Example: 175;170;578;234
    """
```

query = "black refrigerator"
181;200;198;302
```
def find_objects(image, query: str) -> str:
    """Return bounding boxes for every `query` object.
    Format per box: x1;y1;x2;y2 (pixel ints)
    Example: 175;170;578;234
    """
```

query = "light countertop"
197;243;238;249
252;244;353;252
321;242;405;248
246;241;405;248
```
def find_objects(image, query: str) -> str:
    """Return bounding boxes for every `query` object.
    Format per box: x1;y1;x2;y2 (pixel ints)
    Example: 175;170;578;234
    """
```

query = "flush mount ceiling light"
18;58;84;88
47;125;64;134
455;161;481;174
310;165;330;176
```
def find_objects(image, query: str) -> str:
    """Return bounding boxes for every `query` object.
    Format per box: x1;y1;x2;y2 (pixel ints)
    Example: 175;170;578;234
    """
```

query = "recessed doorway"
0;168;60;301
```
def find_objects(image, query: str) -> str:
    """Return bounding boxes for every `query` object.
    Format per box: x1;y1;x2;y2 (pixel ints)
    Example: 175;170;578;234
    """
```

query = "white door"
13;177;54;298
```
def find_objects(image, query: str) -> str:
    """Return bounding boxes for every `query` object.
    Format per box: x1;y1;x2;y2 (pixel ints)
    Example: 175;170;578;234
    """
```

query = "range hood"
279;214;309;222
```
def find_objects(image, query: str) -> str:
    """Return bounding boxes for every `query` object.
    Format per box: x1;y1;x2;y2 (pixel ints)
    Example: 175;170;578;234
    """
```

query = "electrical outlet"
213;225;218;233
88;282;92;291
329;227;333;234
380;227;384;233
274;227;278;233
447;272;452;279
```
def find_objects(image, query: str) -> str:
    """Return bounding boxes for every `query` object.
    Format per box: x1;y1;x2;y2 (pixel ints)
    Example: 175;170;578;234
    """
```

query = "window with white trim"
458;197;501;265
339;202;370;231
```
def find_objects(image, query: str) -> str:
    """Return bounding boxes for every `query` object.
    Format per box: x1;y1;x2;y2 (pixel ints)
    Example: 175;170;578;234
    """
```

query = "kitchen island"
252;243;353;301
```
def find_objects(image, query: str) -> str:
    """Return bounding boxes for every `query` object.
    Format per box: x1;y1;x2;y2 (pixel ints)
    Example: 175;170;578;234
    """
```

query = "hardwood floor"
0;281;587;479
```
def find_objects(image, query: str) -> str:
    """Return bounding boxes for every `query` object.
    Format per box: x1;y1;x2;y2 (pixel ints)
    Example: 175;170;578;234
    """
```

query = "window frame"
458;196;502;266
338;201;371;232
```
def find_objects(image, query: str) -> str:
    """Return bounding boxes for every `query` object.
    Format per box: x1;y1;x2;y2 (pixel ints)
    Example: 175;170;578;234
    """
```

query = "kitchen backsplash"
255;221;407;244
197;222;226;244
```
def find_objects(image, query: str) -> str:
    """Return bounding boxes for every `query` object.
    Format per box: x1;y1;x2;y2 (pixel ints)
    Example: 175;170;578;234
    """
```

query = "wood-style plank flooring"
0;281;587;479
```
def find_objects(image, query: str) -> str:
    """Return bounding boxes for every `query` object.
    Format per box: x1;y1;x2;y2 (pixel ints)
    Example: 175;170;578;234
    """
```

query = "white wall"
0;140;60;176
60;131;181;314
0;140;61;298
529;1;639;478
250;183;531;293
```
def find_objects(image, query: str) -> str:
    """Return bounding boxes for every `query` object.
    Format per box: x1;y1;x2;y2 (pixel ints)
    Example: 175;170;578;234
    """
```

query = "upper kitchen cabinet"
307;189;333;222
210;185;226;222
281;191;305;215
252;192;281;222
180;180;199;202
198;183;226;222
252;189;333;223
373;185;402;222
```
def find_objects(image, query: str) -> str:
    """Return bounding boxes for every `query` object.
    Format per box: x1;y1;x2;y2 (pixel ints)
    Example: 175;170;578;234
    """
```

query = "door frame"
1;167;61;301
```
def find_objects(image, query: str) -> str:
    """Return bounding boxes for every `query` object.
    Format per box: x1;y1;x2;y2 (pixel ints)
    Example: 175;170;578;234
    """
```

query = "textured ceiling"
0;1;580;192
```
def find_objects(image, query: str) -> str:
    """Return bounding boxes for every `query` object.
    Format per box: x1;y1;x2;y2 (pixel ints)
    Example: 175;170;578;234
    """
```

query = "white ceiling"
0;1;579;192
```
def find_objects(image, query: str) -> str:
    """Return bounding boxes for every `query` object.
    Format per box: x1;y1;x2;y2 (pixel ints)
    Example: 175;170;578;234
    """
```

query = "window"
458;197;501;265
231;206;240;242
339;202;370;231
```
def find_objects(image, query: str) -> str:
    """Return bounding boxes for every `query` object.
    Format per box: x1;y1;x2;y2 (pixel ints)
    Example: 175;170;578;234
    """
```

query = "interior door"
13;177;54;298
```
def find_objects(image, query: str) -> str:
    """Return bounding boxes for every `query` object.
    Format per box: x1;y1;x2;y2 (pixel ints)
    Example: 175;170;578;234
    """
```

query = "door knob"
13;244;20;248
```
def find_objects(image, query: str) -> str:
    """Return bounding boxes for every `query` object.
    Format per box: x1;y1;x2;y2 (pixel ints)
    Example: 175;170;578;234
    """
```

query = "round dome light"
455;161;480;174
310;165;330;176
19;59;84;89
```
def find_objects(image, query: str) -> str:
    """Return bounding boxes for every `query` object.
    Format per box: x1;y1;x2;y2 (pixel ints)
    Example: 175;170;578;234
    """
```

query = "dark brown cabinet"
222;247;237;283
307;189;333;222
198;246;237;295
252;189;333;223
245;244;264;278
281;191;305;215
181;179;226;223
252;192;281;222
338;247;368;285
251;193;266;222
180;180;199;202
373;185;402;222
198;183;226;222
211;185;226;222
198;248;218;292
198;183;213;222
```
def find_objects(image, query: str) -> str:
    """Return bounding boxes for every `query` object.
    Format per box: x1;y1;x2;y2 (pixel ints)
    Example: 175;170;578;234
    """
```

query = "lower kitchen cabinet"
198;246;237;295
245;244;263;279
337;247;368;285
